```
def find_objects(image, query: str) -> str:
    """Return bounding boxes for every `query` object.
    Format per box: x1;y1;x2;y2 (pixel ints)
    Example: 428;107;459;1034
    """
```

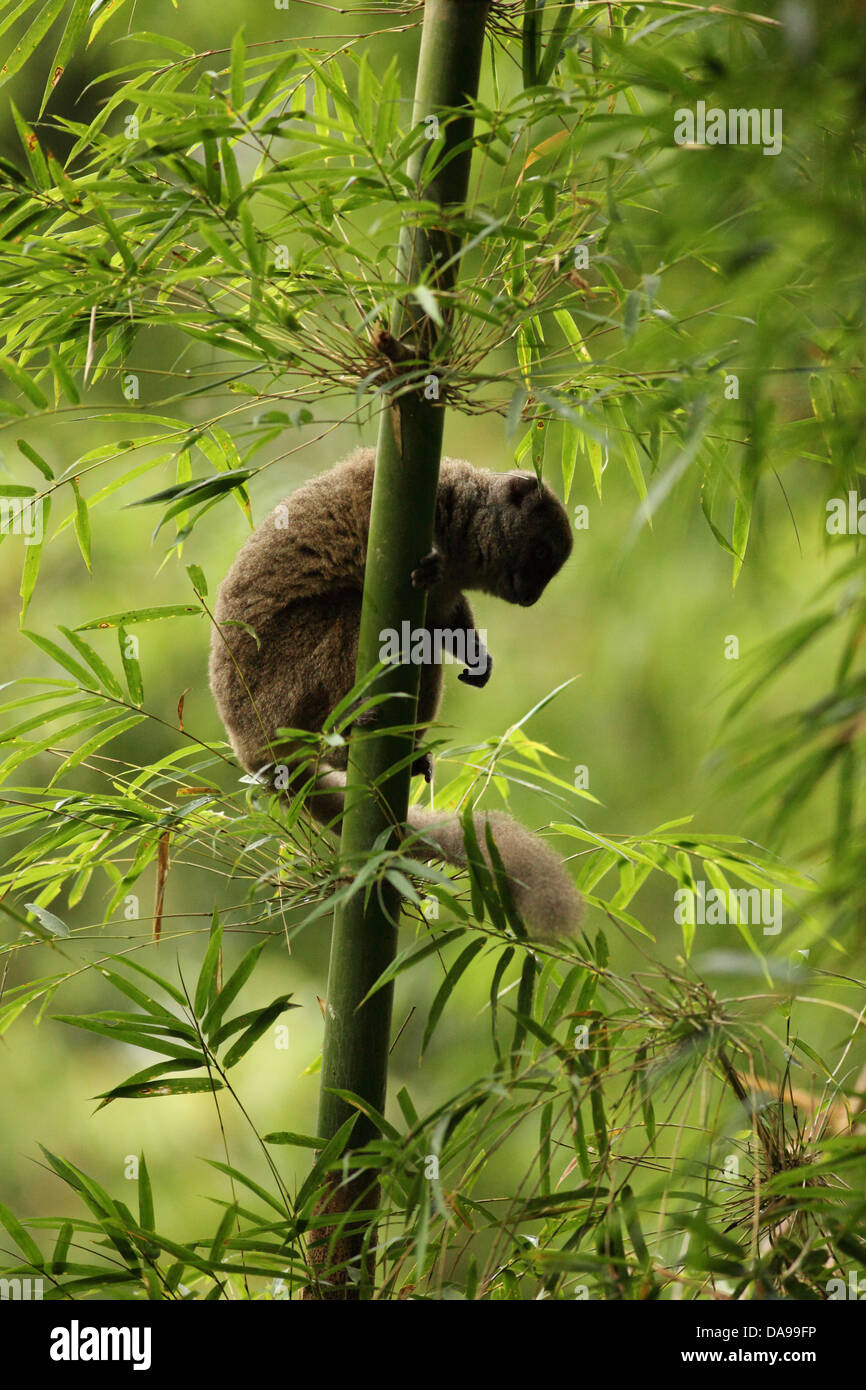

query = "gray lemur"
209;447;582;939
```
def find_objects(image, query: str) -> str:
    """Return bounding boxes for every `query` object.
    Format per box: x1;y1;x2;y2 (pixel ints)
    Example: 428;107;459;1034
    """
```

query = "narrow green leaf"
89;193;135;271
553;308;591;362
539;1100;553;1196
411;285;443;327
202;939;265;1040
421;939;485;1056
39;0;90;115
8;98;50;184
510;953;539;1069
263;1131;325;1149
94;1061;207;1108
538;1;574;82
51;1221;73;1274
75;605;201;630
117;626;144;704
21;627;93;687
222;997;293;1068
220;138;242;207
92;966;188;1027
102;954;188;1009
358;927;468;1005
54;1015;204;1059
203;1159;289;1217
522;0;542;86
194;908;223;1018
623;289;641;340
0;0;67;93
138;1154;154;1232
0;1199;44;1269
186;563;207;596
57;626;122;698
101;1077;223;1100
70;480;91;572
24;902;70;938
19;497;50;620
48;713;145;781
230;27;245;113
239;204;263;276
489;946;514;1062
17;439;53;480
294;1115;357;1212
0;353;48;408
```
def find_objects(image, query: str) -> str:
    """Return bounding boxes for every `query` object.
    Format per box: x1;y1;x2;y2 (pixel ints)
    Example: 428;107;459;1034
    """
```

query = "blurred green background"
0;0;856;1253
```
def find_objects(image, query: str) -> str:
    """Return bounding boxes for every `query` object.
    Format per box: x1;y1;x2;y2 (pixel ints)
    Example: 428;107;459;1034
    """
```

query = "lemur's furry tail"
406;807;582;941
298;768;582;942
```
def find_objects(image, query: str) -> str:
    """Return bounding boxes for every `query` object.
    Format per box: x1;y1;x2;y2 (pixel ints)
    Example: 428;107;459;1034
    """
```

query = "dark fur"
209;448;581;938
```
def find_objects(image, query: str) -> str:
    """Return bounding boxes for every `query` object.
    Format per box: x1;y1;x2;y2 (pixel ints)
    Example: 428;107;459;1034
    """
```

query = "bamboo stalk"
308;0;490;1300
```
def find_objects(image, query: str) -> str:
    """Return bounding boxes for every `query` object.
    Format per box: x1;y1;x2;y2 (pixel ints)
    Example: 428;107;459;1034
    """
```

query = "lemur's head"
492;471;573;606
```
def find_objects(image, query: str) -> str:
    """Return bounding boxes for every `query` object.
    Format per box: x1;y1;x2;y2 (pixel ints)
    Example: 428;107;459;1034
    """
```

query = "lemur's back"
209;450;375;772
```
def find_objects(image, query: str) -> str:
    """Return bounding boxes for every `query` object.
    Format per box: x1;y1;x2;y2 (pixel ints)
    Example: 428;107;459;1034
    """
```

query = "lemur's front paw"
411;548;443;590
411;751;433;782
458;653;493;688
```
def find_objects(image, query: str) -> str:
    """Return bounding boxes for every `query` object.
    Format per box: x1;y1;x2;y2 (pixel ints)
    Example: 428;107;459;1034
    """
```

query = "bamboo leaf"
39;0;90;115
69;480;92;572
51;1221;73;1273
489;945;514;1063
56;626;122;697
0;1199;44;1268
221;996;294;1067
0;352;48;408
24;902;69;938
19;497;50;620
54;1015;204;1060
522;0;543;87
117;626;144;704
17;438;53;480
22;626;92;686
138;1154;154;1231
358;928;468;1005
202;939;266;1040
100;1077;223;1100
263;1131;325;1149
203;1159;289;1217
230;26;245;113
75;605;201;630
194;908;223;1018
294;1115;358;1212
1;1;67;93
48;713;145;782
421;938;485;1056
102;954;187;1008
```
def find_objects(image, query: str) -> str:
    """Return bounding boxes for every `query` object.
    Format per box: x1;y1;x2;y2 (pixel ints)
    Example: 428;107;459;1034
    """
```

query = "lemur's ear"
506;472;539;507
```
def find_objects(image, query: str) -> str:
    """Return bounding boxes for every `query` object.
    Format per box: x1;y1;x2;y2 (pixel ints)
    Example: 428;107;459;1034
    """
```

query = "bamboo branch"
307;0;491;1300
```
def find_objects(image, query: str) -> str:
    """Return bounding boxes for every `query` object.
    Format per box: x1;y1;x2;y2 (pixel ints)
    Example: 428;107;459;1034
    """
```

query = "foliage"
0;0;865;1298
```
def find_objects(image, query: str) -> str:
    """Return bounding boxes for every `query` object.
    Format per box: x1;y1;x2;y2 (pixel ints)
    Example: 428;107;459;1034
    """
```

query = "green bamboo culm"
308;0;491;1299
